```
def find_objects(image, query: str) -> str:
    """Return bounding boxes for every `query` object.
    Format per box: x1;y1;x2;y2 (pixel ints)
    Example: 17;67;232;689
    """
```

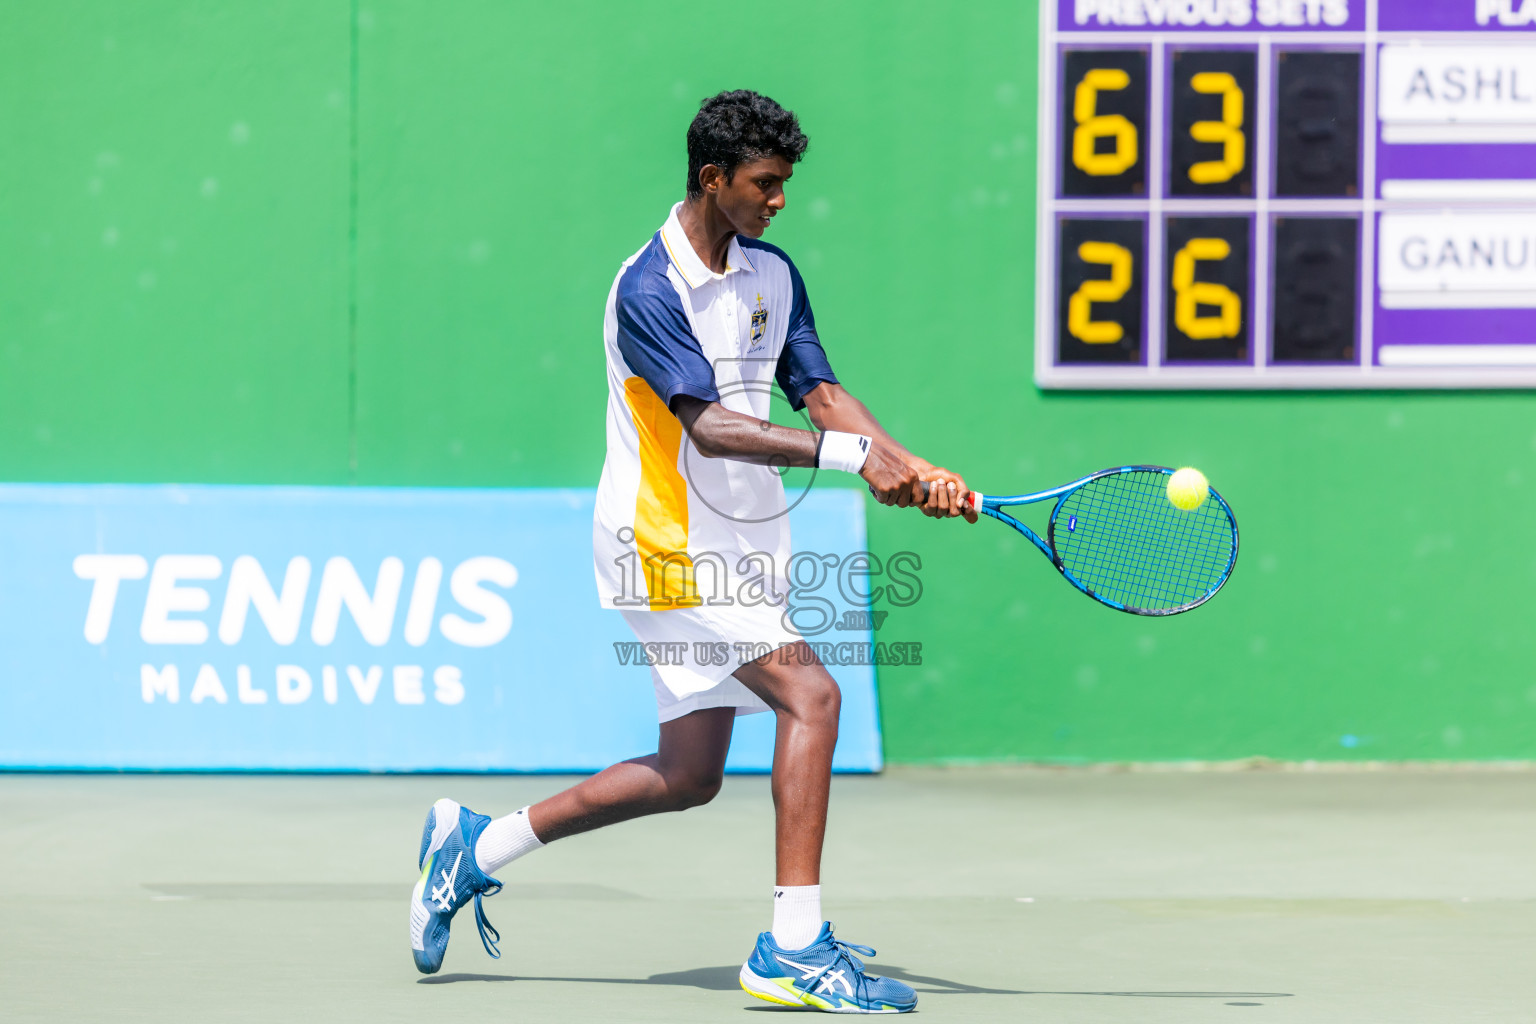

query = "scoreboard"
1036;0;1536;389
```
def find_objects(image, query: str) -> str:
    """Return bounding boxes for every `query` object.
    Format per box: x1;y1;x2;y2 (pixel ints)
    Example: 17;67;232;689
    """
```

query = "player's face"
716;155;793;239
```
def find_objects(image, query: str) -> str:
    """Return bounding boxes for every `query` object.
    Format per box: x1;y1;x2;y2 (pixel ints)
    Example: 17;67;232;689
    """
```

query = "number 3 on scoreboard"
1187;72;1244;185
1170;50;1255;197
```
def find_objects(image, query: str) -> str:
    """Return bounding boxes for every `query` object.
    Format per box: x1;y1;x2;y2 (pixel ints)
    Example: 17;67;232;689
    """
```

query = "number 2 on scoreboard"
1056;218;1145;365
1068;242;1134;343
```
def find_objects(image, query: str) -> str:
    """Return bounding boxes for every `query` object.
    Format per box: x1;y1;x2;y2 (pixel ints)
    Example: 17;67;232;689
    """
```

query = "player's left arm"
802;381;978;523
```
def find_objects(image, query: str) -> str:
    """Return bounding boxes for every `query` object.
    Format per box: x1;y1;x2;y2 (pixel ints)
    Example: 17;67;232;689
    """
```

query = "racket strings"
1069;476;1231;610
1092;477;1230;608
1051;470;1235;612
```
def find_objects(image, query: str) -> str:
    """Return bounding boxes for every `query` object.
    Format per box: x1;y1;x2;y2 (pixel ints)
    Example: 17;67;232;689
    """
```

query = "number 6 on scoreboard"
1171;238;1240;341
1059;49;1147;198
1164;216;1250;362
1073;69;1138;177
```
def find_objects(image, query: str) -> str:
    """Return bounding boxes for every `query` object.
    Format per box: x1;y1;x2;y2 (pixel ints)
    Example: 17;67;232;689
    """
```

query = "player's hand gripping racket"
909;466;1238;615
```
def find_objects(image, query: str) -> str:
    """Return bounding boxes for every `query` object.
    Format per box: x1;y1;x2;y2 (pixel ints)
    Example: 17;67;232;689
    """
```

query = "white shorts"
620;600;803;723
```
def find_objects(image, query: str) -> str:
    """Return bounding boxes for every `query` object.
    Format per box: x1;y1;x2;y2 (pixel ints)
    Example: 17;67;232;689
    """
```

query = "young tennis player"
409;89;975;1013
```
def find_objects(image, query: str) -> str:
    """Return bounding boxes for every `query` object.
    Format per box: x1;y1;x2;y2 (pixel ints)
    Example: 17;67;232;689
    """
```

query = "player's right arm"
671;397;923;505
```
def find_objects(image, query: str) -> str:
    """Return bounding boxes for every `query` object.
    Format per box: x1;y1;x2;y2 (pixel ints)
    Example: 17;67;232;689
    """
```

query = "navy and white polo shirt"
593;202;838;609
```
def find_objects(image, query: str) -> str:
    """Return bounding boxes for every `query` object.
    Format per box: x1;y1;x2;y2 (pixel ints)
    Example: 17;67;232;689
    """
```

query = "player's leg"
524;706;735;841
407;708;734;974
731;642;838;889
732;641;917;1014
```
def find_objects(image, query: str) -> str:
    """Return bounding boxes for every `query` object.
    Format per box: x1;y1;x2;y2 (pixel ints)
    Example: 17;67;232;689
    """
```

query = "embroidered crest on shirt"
750;293;769;345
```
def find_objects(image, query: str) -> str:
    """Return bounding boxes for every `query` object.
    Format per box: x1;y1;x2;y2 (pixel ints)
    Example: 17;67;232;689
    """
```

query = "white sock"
474;806;544;875
772;885;822;950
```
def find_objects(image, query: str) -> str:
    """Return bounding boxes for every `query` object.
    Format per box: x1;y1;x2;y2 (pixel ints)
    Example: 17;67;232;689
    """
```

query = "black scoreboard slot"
1169;50;1255;198
1274;50;1361;197
1057;218;1145;365
1164;217;1250;362
1060;50;1148;197
1272;217;1358;363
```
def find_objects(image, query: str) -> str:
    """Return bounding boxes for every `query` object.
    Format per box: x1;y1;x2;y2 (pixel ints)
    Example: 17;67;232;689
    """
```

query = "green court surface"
4;767;1532;1022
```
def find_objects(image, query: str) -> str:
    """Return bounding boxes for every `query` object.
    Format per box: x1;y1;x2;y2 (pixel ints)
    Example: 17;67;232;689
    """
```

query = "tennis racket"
906;466;1238;615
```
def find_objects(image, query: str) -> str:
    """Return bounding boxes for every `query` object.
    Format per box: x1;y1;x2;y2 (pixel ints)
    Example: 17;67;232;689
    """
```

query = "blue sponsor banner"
0;484;884;771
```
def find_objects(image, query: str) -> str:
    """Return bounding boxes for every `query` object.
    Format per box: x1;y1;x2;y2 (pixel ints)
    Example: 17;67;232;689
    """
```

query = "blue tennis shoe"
739;922;918;1013
408;797;503;974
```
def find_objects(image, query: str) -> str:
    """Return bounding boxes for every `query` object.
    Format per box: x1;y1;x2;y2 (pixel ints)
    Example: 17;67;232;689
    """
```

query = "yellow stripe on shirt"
622;376;700;609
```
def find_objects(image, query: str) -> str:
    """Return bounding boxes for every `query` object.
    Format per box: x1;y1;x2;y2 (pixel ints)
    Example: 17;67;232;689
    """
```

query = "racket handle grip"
870;481;981;509
919;481;981;508
903;482;976;509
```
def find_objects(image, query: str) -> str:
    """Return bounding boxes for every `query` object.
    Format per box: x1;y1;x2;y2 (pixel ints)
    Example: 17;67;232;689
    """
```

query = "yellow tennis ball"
1167;467;1209;511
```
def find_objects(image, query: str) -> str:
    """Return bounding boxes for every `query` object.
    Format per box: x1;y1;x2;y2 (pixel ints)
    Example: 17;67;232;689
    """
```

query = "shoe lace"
473;880;503;959
830;936;876;974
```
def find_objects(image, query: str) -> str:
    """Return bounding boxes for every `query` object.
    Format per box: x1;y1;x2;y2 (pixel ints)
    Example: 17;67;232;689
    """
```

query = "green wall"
6;1;1535;762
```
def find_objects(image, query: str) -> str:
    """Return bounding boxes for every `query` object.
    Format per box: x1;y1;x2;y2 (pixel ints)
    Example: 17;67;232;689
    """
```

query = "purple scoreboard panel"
1036;0;1536;389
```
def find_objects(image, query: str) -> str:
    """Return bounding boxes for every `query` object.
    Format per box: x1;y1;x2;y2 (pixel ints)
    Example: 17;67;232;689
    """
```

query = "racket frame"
968;465;1239;616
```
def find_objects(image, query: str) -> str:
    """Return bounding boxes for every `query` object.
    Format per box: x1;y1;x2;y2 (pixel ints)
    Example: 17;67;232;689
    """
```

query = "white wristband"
816;431;872;474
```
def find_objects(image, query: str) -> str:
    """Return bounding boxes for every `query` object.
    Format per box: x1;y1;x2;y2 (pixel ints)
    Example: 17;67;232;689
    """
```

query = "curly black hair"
685;90;809;198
